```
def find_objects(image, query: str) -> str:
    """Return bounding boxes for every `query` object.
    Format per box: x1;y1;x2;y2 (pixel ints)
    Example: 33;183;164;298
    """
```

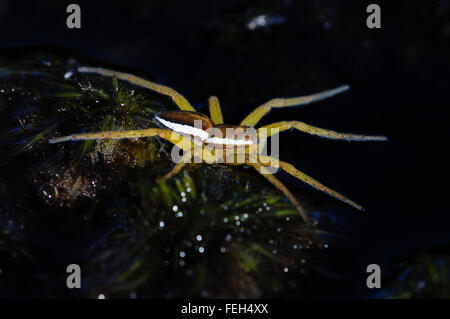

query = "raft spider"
49;66;387;221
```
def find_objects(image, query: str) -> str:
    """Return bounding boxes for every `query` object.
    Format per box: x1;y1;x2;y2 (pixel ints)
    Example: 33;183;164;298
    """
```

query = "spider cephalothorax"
49;66;387;221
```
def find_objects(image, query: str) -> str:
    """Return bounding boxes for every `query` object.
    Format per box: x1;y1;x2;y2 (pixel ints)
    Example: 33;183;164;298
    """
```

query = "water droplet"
180;251;186;258
159;221;165;228
220;247;226;253
176;212;183;218
323;244;329;249
186;187;191;193
172;205;179;212
283;267;289;273
196;235;202;241
235;221;241;226
181;197;187;202
293;244;298;249
64;71;73;79
98;294;106;299
199;247;205;253
180;192;186;197
234;215;240;221
223;217;228;223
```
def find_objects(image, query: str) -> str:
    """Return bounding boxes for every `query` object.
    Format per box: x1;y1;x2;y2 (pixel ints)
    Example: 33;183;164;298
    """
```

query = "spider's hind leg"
49;128;166;144
162;151;193;180
78;66;196;111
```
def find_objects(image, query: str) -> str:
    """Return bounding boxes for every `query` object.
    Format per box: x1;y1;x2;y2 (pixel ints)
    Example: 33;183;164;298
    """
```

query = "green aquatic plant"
0;48;339;298
82;167;329;298
386;253;450;299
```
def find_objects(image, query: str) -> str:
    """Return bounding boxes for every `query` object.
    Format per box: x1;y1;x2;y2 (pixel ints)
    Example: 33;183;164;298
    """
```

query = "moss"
385;253;450;299
0;47;339;298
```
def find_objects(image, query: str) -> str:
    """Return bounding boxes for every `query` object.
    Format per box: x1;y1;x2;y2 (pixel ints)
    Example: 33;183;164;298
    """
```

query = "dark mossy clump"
384;252;450;299
0;47;342;298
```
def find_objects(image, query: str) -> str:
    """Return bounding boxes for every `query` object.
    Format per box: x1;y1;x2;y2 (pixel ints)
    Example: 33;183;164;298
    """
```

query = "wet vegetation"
0;49;341;298
386;252;450;299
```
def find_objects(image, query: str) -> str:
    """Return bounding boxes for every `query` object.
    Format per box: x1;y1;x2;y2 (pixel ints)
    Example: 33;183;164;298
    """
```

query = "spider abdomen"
154;111;214;140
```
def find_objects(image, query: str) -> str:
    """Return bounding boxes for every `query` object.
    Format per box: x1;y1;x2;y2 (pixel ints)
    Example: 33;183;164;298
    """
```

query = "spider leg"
208;96;224;124
78;66;196;112
258;157;364;211
250;162;308;221
49;128;167;144
162;151;192;180
240;85;349;127
257;121;387;141
163;162;187;180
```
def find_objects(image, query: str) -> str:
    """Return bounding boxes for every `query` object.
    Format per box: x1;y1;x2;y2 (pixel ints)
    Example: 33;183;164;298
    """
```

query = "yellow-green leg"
257;155;364;211
162;150;193;180
257;121;387;141
250;163;308;221
240;85;350;127
163;162;187;180
78;66;196;112
208;96;224;125
49;128;167;144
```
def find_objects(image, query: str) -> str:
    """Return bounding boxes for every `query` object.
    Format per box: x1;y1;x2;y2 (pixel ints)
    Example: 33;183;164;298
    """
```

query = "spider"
49;66;387;221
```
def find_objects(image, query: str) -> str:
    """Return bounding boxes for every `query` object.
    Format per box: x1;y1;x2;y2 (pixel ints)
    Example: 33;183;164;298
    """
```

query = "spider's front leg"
250;162;308;221
257;155;365;211
240;85;350;127
257;121;387;141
